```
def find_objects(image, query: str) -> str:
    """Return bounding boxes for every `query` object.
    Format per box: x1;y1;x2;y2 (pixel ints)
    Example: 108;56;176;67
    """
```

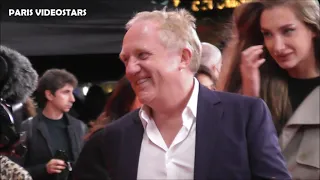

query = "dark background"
29;53;124;83
0;0;242;83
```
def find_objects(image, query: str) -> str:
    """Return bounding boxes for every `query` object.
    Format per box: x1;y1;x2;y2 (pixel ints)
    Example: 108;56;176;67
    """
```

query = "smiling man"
21;69;86;180
73;9;291;180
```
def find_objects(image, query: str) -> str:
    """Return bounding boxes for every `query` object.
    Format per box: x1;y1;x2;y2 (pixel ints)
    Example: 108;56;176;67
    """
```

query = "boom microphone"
0;45;38;104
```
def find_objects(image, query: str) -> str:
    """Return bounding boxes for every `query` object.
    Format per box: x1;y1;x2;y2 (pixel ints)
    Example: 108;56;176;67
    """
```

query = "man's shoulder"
66;113;80;121
20;114;38;128
66;114;85;125
65;114;88;131
200;90;267;117
210;90;263;105
102;109;140;134
109;109;140;127
208;91;269;119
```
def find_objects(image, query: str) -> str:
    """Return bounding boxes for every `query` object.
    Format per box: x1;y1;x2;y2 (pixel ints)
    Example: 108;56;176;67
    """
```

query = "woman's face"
260;5;316;71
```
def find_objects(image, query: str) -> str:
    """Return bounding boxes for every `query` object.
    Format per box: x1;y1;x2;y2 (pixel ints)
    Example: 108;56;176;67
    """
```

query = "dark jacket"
20;113;87;180
73;85;291;180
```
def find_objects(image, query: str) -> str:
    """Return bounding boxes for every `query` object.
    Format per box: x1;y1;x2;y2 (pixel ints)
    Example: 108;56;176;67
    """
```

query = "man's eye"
138;52;149;60
122;58;128;65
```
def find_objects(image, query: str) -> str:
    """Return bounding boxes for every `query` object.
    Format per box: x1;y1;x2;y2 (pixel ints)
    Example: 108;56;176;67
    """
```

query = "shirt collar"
139;104;151;128
139;78;199;129
187;77;199;118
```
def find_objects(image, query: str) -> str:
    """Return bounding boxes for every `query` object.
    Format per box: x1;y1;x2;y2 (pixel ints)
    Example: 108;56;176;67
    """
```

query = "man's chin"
137;94;153;106
63;108;71;113
137;98;148;105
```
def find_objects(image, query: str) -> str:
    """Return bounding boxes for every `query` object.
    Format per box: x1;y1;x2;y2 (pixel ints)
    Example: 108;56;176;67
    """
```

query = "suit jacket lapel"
36;117;55;156
66;115;80;160
117;112;144;180
194;86;223;180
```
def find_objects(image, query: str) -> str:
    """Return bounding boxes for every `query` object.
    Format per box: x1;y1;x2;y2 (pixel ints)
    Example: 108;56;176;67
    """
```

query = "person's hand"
46;159;66;174
96;112;109;125
240;45;265;97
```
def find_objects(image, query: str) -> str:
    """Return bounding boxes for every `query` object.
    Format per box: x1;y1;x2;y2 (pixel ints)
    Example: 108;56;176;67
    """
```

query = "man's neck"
149;76;195;148
152;76;194;124
42;104;64;120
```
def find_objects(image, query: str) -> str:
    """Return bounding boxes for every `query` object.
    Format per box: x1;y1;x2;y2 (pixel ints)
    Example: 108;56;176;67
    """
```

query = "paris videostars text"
9;9;87;17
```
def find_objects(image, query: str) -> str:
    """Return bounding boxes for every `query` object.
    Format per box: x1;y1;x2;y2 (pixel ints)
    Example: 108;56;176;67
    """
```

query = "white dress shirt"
137;78;199;180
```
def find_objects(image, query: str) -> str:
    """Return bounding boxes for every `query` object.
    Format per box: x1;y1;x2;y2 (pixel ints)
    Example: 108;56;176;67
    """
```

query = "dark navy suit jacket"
74;85;291;180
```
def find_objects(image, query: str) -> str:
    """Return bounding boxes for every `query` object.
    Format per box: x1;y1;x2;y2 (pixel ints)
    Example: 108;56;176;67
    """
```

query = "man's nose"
70;94;75;103
126;58;141;76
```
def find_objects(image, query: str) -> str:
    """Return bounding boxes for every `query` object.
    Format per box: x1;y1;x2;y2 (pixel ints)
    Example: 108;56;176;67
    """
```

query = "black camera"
0;98;27;157
54;150;69;162
54;150;72;180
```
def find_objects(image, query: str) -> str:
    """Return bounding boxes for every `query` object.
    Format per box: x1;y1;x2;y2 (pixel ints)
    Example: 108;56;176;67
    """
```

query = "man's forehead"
120;43;151;58
124;21;159;40
59;84;74;90
121;22;159;53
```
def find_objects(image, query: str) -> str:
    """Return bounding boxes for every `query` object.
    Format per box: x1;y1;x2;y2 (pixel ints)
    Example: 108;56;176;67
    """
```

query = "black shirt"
288;76;320;112
42;114;73;161
275;76;320;135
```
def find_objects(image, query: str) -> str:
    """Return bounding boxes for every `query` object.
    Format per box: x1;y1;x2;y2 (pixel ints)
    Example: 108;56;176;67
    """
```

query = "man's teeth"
137;78;149;85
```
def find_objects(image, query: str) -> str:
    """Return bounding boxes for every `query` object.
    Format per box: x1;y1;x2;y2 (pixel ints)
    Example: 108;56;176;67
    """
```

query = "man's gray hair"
200;42;222;68
126;8;202;73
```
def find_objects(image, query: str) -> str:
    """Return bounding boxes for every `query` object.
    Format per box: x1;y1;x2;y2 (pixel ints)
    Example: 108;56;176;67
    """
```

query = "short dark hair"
37;69;78;107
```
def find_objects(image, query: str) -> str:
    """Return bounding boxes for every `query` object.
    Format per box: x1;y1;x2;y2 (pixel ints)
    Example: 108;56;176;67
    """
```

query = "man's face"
120;21;183;105
46;84;75;113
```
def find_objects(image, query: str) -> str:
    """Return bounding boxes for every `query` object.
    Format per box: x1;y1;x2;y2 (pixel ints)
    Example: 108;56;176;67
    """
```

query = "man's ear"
179;47;192;70
45;90;54;101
